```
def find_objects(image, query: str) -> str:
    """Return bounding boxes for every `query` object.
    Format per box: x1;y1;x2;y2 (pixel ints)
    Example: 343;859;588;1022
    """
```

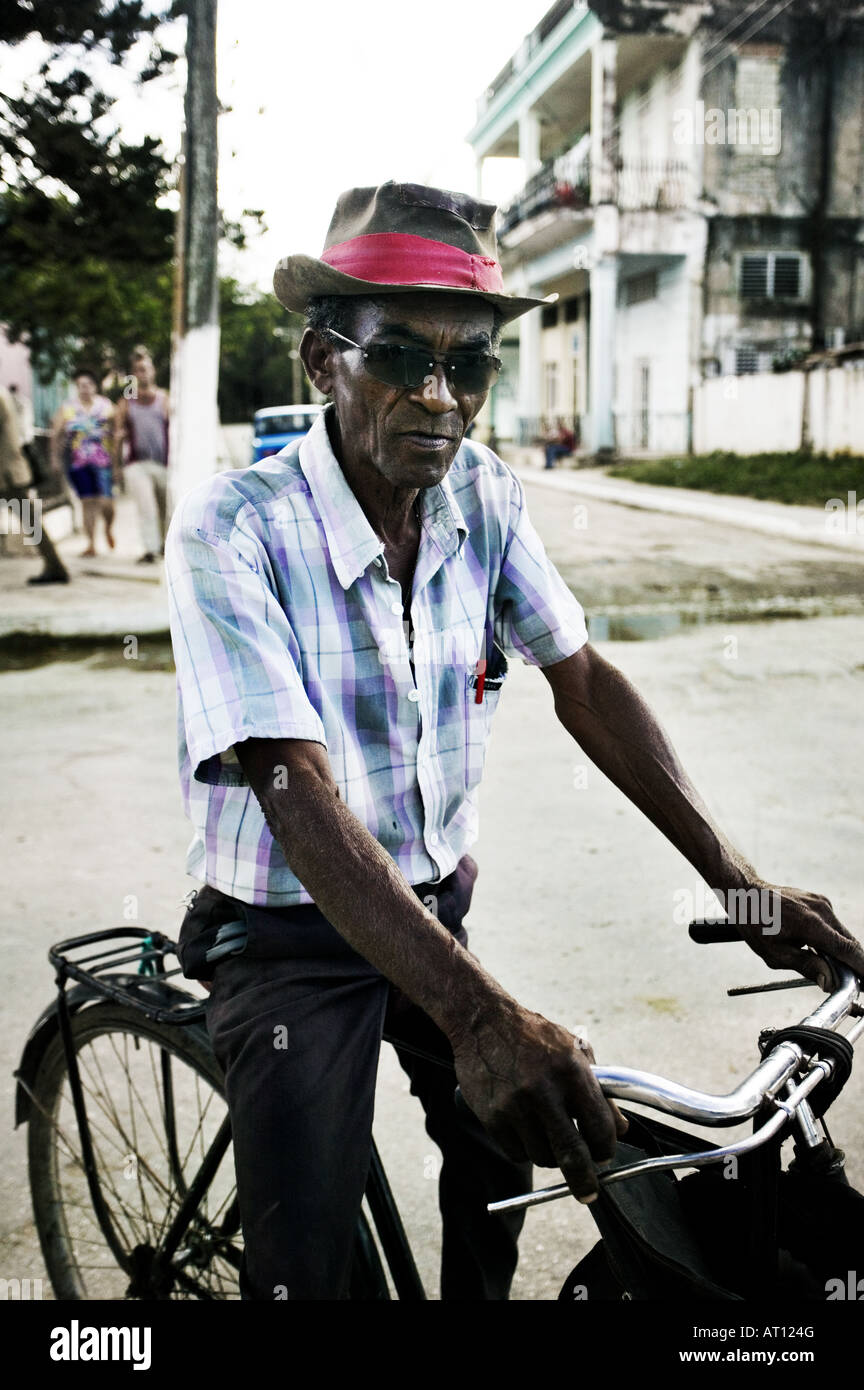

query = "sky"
3;0;556;292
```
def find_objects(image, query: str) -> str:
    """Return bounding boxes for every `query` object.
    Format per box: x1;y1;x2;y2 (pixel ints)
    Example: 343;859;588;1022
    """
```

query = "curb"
509;464;864;555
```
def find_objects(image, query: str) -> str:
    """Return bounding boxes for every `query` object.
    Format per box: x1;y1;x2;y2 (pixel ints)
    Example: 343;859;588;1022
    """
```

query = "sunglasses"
325;329;501;394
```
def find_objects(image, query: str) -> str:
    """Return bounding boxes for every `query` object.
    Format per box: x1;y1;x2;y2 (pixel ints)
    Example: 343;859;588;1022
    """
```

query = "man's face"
315;293;496;489
133;357;155;390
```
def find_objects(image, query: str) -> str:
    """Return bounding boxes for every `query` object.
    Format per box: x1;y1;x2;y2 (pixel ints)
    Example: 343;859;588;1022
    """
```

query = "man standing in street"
165;181;864;1302
113;347;170;563
0;382;70;585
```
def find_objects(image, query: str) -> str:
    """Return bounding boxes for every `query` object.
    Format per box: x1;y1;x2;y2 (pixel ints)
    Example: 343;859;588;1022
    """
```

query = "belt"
204;861;469;967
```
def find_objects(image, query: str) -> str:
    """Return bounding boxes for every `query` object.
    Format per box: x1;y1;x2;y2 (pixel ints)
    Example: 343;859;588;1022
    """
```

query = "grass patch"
609;452;864;507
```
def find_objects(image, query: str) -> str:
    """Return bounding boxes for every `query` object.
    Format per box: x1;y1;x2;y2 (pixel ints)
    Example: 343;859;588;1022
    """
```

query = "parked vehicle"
251;404;324;464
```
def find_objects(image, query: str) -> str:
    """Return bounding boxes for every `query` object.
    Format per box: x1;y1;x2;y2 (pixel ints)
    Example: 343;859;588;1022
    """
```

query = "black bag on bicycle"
558;1109;864;1301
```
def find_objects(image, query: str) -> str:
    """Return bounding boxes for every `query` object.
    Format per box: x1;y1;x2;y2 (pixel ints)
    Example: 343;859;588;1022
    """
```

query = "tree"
218;278;307;424
0;2;178;380
0;3;273;406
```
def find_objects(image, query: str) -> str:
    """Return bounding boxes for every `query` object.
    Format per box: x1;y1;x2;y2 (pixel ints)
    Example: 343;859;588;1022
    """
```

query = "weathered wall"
693;363;864;453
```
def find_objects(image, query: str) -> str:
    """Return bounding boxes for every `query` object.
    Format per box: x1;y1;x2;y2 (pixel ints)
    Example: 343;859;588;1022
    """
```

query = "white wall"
808;364;864;454
693;366;864;454
614;258;690;453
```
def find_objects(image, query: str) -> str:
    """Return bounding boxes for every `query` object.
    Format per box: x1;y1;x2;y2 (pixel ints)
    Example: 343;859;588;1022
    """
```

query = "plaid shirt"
165;409;588;905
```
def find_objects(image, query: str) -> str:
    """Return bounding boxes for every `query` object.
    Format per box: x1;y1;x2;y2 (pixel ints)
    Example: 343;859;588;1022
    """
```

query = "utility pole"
169;0;220;507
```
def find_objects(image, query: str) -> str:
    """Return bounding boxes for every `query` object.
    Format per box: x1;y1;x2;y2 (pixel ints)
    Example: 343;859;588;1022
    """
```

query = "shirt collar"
298;406;469;590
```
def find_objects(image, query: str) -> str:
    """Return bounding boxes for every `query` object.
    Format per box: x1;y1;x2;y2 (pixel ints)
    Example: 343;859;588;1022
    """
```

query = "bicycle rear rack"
49;927;207;1025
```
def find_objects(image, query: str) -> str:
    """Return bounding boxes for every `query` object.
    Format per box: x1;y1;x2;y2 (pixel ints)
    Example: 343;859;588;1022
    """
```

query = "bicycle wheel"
27;1000;243;1300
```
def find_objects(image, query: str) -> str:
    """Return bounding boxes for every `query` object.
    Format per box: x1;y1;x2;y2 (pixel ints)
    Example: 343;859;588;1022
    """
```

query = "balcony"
498;155;692;242
615;159;691;212
477;0;580;119
498;147;591;239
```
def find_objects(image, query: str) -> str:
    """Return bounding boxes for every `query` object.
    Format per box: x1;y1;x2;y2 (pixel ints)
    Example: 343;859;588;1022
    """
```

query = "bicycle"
13;920;863;1300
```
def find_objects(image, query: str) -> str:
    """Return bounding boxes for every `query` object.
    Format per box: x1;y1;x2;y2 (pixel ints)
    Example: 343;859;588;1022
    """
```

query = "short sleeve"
493;469;589;667
165;508;327;786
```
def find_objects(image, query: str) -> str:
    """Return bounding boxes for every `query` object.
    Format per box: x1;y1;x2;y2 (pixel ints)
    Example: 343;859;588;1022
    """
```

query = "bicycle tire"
27;1000;243;1300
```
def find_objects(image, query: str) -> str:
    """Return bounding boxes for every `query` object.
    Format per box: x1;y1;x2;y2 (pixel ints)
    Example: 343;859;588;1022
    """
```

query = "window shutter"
740;256;769;297
773;256;801;297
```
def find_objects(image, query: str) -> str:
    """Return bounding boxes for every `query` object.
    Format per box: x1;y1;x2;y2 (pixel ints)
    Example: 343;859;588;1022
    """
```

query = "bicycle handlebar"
488;940;863;1213
593;962;860;1125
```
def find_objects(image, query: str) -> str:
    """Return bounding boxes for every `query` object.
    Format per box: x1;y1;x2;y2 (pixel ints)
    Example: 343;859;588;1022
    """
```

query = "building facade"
467;0;864;456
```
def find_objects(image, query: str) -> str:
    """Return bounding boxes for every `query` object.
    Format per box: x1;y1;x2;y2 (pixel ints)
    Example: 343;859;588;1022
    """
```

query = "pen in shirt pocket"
473;615;492;704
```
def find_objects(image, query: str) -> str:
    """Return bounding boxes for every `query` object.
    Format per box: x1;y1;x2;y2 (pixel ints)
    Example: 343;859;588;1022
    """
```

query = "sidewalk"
504;453;864;555
0;494;169;642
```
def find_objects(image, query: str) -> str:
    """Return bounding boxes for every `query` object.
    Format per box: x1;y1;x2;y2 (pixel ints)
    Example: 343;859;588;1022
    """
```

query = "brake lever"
727;978;816;997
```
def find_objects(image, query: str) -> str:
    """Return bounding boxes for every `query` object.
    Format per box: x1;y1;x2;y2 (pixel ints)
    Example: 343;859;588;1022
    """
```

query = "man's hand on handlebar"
731;880;864;990
450;1001;628;1203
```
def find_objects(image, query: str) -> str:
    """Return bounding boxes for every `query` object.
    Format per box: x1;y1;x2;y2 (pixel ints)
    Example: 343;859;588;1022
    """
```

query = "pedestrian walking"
50;369;116;557
113;347;170;563
0;383;70;585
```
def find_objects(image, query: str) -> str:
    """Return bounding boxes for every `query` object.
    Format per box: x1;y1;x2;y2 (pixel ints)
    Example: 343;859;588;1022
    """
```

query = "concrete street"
1;474;863;1300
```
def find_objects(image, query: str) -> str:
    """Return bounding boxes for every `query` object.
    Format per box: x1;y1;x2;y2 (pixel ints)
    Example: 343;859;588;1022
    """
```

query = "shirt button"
390;601;402;615
407;689;420;703
429;832;440;845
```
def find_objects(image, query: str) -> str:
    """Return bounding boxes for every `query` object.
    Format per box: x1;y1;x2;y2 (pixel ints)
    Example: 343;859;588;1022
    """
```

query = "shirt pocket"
464;646;509;789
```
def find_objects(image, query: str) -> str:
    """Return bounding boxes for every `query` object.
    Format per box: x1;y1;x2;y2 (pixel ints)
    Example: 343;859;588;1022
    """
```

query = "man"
0;382;70;585
544;417;575;469
113;347;170;563
165;182;864;1302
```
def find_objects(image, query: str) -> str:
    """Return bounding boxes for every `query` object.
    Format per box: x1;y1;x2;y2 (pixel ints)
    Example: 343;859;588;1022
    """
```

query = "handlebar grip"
688;919;743;945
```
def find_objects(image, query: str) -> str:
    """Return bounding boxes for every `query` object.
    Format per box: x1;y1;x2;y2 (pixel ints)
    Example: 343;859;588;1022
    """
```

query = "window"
541;304;559;329
623;271;658;306
739;253;803;300
735;346;759;375
563;295;581;323
734;54;781;156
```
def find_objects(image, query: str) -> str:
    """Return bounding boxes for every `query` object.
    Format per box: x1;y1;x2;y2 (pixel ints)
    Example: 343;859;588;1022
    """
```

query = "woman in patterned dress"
50;369;116;557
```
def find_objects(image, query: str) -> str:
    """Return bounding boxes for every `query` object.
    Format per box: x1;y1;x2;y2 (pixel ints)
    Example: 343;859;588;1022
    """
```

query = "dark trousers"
189;862;532;1300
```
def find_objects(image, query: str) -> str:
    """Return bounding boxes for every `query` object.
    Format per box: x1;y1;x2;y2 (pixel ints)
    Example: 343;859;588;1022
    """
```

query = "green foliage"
1;3;280;411
0;1;176;380
218;278;307;424
610;452;864;507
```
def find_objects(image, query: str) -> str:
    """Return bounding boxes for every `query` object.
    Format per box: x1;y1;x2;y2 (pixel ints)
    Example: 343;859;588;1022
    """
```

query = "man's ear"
299;328;333;396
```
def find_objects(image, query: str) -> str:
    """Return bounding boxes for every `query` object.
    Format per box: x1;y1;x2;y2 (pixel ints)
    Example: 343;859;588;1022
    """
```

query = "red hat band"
320;232;505;295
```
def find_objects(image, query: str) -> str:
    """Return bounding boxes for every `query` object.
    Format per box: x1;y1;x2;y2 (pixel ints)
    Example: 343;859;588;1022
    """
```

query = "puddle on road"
0;637;175;672
0;597;862;669
587;596;864;641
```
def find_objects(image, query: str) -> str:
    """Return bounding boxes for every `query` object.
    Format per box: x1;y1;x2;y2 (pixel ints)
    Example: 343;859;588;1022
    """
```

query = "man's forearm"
550;650;757;894
236;742;511;1042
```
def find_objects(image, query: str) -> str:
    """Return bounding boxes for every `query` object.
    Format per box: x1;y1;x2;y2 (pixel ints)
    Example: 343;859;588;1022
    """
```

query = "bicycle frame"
20;924;863;1302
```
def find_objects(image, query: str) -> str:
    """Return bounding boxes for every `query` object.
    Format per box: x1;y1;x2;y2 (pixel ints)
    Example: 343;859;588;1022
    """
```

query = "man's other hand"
732;881;864;991
451;1002;628;1203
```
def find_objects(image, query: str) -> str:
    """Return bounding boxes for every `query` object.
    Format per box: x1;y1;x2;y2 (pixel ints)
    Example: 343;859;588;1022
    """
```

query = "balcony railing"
498;156;692;238
498;148;591;238
615;159;691;212
477;0;580;117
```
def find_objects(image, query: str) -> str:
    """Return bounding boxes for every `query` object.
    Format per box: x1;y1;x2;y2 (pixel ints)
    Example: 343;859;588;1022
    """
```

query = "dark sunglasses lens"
363;345;500;392
364;344;430;388
448;354;500;392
